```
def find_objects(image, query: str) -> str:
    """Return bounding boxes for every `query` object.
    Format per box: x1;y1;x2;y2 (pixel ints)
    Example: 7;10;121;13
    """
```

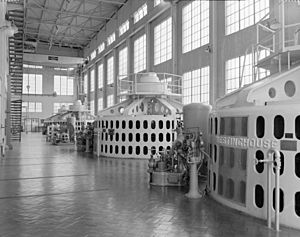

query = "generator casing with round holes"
208;66;300;229
94;72;183;159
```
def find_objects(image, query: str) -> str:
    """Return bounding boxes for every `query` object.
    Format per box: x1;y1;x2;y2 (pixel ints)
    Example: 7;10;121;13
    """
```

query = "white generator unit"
94;72;183;159
208;66;300;230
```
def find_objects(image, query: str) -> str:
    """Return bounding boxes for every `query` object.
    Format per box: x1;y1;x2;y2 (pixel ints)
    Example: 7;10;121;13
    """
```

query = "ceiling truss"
23;0;127;52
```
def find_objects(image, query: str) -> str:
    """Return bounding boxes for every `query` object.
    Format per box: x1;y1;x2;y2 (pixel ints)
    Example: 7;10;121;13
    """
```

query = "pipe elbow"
267;148;280;159
268;148;280;160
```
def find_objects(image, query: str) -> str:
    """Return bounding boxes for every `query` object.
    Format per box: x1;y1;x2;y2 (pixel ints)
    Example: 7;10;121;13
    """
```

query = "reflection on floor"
1;133;299;237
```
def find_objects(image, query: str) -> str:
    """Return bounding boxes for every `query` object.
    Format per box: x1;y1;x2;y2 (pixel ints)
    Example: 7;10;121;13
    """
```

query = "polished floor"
1;133;300;237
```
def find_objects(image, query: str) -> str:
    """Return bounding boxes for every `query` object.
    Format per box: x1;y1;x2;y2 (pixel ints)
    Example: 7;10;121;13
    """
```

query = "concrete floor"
1;133;300;237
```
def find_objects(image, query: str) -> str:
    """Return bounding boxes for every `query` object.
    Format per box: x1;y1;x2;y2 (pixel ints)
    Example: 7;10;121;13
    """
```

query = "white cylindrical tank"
183;103;211;143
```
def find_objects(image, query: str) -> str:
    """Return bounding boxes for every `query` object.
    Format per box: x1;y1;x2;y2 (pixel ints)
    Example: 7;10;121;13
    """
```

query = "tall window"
54;75;73;95
98;63;103;89
90;69;95;92
23;74;43;94
182;0;209;54
84;74;88;94
225;51;270;93
53;103;72;113
98;43;105;54
119;47;128;79
154;17;172;65
98;97;103;111
183;66;210;104
225;0;269;35
107;94;114;108
133;3;147;24
107;32;116;46
134;34;146;73
107;56;114;85
22;102;42;112
90;100;95;115
119;20;129;36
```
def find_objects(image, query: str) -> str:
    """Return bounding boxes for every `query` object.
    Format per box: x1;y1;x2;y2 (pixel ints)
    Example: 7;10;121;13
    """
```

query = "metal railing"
239;2;300;89
117;72;182;98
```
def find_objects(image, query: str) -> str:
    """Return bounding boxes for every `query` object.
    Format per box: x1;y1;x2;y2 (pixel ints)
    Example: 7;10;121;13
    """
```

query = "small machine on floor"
76;123;94;152
148;103;211;196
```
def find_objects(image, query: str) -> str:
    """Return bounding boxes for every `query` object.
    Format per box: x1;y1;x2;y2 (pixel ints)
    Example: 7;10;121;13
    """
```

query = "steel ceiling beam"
59;0;88;45
25;35;84;48
65;2;105;43
27;2;112;21
25;30;90;41
36;0;47;43
48;0;68;50
73;0;125;6
26;18;99;31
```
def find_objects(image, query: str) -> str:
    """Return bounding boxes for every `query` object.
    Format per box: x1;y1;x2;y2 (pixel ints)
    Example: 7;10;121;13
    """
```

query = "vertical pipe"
267;160;271;229
278;54;281;72
185;156;202;199
275;165;280;231
287;51;290;70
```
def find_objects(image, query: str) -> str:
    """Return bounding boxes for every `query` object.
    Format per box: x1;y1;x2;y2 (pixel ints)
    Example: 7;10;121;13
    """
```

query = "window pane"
182;1;209;53
107;56;114;85
119;47;128;79
225;0;269;35
154;17;172;65
183;66;210;105
98;64;103;89
134;34;146;73
90;69;95;92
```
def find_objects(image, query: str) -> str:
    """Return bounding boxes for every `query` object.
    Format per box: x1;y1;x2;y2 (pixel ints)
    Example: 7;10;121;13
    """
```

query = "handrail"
238;1;300;91
258;23;276;34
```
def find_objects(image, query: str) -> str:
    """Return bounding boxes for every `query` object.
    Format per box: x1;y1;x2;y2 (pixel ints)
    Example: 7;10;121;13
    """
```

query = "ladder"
7;0;24;141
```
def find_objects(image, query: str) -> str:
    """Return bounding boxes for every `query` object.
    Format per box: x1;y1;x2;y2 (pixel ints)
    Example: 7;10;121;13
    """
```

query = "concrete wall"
0;2;9;151
82;0;300;115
